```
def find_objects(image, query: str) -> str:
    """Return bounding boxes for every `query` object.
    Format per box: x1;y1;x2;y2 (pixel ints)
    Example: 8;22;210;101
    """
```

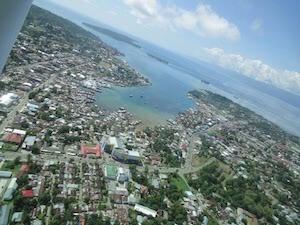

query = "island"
83;22;141;49
146;52;169;64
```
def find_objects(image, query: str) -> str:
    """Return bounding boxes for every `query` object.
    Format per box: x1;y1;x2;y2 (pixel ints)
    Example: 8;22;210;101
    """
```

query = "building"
1;133;22;144
117;167;130;183
0;205;10;225
81;144;101;157
112;147;126;161
0;171;12;179
31;219;42;225
26;103;39;112
12;129;26;136
109;136;121;148
127;150;140;163
185;191;196;201
11;212;23;223
109;137;125;156
101;136;121;154
22;136;36;149
0;93;18;107
134;204;157;218
2;178;18;201
112;147;141;164
22;189;34;198
110;187;129;204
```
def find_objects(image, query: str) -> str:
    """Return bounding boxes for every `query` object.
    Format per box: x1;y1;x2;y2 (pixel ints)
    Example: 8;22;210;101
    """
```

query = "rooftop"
1;133;22;144
22;189;34;198
0;205;10;225
0;93;17;106
134;204;157;218
81;144;102;157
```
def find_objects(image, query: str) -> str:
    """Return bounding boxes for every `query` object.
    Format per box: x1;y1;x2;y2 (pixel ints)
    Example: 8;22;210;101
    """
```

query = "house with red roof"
81;144;102;158
1;133;22;144
22;189;34;198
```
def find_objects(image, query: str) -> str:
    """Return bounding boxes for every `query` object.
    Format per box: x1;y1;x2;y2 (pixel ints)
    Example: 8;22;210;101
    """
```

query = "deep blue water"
35;1;300;135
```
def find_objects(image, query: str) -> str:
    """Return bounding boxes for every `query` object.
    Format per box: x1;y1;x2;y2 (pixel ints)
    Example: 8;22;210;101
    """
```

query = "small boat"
129;94;133;97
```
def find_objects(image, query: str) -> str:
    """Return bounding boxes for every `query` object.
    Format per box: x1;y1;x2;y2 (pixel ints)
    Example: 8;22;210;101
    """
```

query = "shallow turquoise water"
95;34;197;125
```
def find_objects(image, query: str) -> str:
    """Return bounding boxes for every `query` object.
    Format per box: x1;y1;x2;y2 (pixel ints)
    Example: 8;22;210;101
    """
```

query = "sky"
35;0;300;95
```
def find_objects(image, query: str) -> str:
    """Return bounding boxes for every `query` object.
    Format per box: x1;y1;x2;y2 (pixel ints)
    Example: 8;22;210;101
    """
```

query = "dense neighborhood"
0;5;299;225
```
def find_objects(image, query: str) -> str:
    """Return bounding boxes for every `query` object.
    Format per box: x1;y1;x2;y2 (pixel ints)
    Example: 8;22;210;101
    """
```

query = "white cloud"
174;4;240;41
123;0;240;41
203;47;300;94
250;19;262;31
123;0;158;19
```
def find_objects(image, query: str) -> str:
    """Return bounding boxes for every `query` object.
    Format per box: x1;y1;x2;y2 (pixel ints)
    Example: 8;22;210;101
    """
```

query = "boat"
129;94;133;97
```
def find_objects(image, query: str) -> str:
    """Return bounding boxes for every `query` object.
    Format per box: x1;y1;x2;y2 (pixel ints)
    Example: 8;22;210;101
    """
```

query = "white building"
134;204;157;217
0;93;18;107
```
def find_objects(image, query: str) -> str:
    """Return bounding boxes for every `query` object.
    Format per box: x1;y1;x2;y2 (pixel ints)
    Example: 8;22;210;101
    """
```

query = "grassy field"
171;176;190;192
192;156;208;167
1;143;19;152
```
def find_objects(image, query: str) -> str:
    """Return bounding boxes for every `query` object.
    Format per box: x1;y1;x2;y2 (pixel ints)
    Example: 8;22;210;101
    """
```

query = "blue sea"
35;1;300;136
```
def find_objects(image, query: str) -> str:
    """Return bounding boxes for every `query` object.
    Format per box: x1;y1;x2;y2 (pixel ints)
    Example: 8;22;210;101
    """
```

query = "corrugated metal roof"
0;171;12;178
0;205;10;225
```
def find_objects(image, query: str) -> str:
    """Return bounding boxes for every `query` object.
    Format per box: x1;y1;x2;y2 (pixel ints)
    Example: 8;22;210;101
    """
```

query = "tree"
22;211;31;225
21;120;29;129
168;202;187;224
14;156;21;165
31;145;40;154
27;154;32;163
0;81;5;90
58;125;70;134
17;174;29;187
39;192;51;205
87;214;102;225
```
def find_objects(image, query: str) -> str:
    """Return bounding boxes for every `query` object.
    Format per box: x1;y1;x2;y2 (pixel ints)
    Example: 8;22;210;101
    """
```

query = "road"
45;175;55;225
